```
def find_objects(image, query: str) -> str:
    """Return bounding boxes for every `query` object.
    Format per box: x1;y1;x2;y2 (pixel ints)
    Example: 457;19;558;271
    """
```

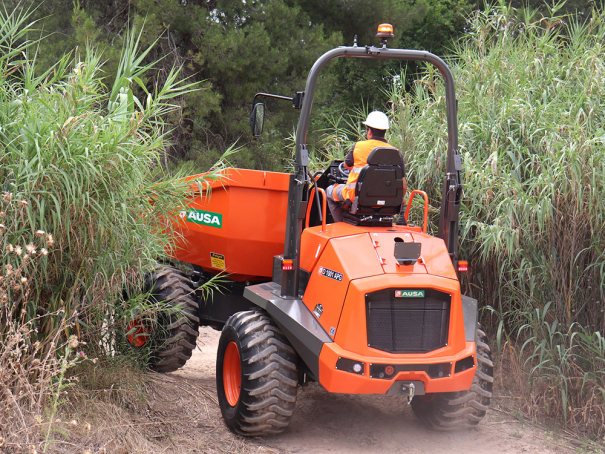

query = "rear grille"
366;289;450;353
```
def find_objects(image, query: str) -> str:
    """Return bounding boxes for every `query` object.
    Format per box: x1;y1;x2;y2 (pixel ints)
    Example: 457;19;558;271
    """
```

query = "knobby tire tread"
148;267;199;373
217;310;298;436
411;324;494;431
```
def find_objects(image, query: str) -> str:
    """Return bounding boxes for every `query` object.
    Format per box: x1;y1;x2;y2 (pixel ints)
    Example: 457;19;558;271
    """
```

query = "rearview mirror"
250;102;265;137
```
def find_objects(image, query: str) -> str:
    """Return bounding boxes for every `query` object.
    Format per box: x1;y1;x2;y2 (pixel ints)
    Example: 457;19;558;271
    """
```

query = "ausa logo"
395;290;425;298
182;209;223;228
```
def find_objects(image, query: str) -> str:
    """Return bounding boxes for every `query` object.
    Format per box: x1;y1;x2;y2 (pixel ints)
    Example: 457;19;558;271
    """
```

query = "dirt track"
146;327;574;454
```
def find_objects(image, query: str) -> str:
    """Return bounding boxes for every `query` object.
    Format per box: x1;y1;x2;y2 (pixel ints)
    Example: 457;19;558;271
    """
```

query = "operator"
326;111;407;222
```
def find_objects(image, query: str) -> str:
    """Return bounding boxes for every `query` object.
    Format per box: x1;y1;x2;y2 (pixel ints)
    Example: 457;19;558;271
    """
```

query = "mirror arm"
252;92;305;110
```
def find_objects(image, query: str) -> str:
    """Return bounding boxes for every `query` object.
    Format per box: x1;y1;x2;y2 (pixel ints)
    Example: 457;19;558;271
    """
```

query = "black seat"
342;147;404;227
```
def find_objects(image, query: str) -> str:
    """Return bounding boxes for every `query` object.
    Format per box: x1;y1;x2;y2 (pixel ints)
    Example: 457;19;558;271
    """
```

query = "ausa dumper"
127;23;494;435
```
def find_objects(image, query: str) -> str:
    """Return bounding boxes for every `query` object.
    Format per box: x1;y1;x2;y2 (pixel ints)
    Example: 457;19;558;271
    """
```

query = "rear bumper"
318;341;476;394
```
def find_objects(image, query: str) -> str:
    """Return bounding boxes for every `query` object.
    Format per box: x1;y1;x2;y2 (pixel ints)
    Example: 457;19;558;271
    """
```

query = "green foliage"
305;108;367;170
517;303;605;433
454;3;605;331
507;0;595;20
299;0;477;112
8;0;490;172
0;3;208;426
371;3;605;436
487;301;605;435
10;0;344;170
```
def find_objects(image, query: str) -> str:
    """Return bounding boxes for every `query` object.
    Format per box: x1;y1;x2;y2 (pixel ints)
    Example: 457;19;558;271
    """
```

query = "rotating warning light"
376;23;394;39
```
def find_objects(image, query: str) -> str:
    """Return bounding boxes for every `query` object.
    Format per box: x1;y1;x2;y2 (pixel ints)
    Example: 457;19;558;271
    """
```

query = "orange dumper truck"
127;24;493;436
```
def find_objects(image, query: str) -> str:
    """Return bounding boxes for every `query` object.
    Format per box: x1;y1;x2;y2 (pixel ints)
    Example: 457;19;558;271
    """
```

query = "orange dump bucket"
171;168;290;282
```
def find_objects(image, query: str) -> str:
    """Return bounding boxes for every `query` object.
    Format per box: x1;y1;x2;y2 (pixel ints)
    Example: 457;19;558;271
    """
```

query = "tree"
18;0;593;171
14;0;341;169
295;0;478;111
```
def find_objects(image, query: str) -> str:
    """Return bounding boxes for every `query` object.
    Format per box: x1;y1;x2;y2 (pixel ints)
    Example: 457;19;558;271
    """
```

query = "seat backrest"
343;147;404;226
355;147;404;210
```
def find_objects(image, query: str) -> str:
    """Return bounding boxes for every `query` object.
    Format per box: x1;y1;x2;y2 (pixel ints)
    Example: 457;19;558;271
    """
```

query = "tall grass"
318;2;605;438
405;3;605;330
451;4;605;334
0;5;211;448
385;3;605;437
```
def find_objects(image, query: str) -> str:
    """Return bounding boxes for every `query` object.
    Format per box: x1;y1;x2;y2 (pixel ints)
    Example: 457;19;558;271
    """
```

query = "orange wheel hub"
223;341;242;406
127;319;151;348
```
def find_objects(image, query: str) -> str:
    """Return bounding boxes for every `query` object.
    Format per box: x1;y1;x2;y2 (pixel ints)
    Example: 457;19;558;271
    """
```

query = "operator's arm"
344;145;355;169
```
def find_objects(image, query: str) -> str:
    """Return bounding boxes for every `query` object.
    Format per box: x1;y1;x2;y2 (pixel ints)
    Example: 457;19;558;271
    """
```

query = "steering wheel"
338;161;350;178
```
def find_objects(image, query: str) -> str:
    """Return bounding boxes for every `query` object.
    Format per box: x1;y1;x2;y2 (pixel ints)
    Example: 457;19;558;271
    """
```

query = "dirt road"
138;327;574;454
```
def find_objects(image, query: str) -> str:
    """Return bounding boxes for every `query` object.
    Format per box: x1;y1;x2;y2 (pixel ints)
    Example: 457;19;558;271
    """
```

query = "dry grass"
32;365;263;453
0;7;209;453
492;336;603;445
0;353;260;453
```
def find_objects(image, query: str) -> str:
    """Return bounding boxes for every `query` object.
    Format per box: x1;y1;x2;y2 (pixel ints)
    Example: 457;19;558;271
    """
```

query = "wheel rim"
223;341;242;406
127;319;151;347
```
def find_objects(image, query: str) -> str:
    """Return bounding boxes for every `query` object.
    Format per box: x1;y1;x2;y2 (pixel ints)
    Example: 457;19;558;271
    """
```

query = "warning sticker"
210;252;226;270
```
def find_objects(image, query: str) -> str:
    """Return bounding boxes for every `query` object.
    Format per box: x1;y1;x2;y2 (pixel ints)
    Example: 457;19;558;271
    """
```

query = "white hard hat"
362;111;389;130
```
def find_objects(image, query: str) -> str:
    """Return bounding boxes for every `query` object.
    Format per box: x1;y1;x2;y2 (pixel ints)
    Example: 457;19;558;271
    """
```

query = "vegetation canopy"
1;0;604;447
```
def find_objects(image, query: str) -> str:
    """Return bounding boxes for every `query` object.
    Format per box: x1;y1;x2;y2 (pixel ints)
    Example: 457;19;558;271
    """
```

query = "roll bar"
280;44;463;298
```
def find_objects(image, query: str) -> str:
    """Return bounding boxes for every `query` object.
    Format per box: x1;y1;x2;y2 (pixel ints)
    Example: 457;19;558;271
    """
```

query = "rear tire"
411;324;494;430
126;266;199;373
217;310;298;436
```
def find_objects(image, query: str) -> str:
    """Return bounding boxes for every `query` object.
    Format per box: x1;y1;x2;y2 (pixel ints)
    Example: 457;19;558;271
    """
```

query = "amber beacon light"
376;23;394;39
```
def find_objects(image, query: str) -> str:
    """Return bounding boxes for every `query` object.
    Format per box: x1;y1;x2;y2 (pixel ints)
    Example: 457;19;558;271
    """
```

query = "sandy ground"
137;327;579;454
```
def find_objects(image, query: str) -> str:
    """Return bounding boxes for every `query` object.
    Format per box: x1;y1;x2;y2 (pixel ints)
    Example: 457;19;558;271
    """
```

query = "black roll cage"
277;44;463;299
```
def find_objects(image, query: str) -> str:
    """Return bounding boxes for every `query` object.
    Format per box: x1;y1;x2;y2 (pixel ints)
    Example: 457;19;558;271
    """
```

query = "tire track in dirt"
150;327;574;454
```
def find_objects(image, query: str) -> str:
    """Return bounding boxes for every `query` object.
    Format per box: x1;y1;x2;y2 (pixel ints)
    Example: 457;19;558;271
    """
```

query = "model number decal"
318;266;343;282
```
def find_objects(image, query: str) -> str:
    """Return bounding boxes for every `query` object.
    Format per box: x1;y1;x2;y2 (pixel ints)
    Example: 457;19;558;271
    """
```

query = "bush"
0;6;210;449
384;3;605;438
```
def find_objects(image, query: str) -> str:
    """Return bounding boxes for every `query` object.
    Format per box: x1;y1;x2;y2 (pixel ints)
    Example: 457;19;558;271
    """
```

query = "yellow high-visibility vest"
337;139;396;202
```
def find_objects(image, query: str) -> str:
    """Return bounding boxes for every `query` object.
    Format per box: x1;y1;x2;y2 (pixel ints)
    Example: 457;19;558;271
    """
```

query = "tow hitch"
402;382;416;404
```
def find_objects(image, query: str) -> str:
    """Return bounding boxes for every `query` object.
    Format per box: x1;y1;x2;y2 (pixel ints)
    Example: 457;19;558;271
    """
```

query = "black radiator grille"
366;288;450;353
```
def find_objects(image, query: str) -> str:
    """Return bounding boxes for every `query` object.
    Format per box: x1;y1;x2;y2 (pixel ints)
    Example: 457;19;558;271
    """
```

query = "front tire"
411;324;494;430
126;266;199;373
217;310;299;436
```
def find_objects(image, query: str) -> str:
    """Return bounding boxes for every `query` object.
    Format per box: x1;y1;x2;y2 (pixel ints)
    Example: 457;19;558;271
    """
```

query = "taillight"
282;259;293;271
457;260;468;273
